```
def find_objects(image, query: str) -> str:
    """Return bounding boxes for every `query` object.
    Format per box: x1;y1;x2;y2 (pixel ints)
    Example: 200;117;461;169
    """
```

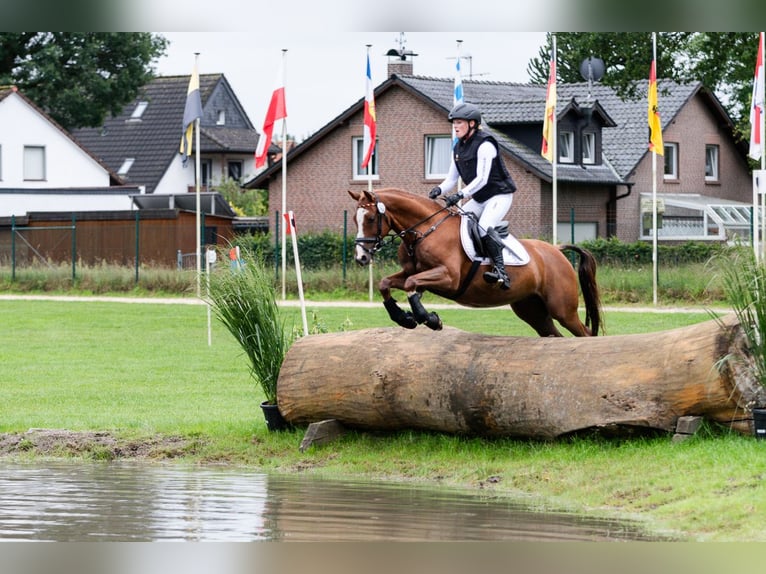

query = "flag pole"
651;33;659;306
279;49;288;301
194;52;202;299
551;34;558;245
760;32;766;262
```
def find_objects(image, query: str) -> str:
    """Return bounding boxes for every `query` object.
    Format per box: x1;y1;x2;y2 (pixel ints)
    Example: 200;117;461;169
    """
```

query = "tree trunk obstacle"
277;314;766;440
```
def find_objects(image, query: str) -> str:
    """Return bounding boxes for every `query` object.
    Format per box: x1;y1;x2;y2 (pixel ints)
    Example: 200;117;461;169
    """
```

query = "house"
246;58;753;244
71;73;260;195
0;86;142;217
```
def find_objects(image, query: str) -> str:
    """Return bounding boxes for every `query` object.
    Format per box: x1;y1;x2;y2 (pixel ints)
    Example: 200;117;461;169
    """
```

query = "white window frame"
582;132;595;165
216;110;225;125
558;131;574;163
117;157;135;176
0;144;3;180
353;136;379;180
705;144;719;181
23;145;46;181
425;135;452;179
130;101;148;119
664;142;678;180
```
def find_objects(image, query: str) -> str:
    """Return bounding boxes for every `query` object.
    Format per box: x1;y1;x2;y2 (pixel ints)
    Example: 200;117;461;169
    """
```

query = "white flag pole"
652;33;659;306
287;212;309;336
194;53;202;299
280;49;288;301
551;34;558;246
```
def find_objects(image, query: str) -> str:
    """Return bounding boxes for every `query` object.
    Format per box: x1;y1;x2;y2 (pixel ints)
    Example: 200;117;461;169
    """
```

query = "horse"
348;187;603;337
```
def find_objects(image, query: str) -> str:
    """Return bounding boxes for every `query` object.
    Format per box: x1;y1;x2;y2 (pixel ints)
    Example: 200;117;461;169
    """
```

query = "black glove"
444;192;463;207
428;186;442;199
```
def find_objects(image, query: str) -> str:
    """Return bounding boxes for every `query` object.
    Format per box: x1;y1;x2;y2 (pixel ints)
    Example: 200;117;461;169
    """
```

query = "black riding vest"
454;130;516;203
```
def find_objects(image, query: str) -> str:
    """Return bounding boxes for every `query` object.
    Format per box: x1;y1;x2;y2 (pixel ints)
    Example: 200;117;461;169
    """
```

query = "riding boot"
481;231;511;290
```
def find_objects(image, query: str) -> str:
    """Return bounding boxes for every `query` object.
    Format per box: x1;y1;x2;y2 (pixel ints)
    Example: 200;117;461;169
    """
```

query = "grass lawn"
2;297;764;542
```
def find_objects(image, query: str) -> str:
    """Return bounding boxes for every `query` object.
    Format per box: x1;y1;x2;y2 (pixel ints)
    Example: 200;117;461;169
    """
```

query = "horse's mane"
375;188;437;216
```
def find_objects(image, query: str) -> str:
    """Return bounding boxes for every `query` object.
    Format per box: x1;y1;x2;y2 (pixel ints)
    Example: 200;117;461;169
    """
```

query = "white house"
0;86;140;217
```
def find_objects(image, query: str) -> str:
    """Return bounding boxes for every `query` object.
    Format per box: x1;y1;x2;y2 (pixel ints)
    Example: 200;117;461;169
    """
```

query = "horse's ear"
348;189;361;201
362;190;376;203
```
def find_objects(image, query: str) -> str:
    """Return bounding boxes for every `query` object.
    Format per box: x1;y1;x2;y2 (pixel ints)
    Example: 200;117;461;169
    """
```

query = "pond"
0;461;664;542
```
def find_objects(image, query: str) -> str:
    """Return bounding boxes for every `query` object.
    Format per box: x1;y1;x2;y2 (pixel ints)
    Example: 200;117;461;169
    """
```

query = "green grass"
1;297;762;541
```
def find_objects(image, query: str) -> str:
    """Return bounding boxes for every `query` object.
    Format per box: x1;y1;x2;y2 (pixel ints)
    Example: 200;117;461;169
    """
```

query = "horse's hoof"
400;314;418;329
426;313;442;331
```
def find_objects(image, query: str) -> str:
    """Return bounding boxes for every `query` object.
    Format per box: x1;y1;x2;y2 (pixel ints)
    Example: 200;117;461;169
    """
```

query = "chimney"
385;33;418;77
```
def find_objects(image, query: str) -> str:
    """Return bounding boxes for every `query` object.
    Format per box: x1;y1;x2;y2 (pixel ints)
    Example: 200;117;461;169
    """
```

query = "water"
0;461;662;541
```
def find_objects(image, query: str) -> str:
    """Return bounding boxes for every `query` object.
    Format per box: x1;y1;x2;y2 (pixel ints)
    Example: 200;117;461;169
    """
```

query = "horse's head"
348;189;390;266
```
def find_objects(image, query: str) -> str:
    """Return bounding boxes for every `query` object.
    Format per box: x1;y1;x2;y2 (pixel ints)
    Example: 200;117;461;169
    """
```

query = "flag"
255;58;288;169
179;62;202;166
749;32;765;161
648;58;664;155
452;44;464;147
361;51;376;170
283;211;296;235
541;48;556;162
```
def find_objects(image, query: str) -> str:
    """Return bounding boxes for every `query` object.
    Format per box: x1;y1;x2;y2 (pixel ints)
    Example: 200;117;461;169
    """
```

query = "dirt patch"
0;429;204;460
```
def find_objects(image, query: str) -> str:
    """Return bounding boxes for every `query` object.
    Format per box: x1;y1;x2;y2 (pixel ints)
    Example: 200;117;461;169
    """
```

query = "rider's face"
452;118;472;139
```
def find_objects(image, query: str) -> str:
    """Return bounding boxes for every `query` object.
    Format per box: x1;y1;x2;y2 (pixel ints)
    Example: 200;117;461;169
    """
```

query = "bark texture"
277;314;766;439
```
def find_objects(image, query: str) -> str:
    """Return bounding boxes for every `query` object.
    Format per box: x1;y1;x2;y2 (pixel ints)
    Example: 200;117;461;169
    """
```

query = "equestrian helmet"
448;102;482;125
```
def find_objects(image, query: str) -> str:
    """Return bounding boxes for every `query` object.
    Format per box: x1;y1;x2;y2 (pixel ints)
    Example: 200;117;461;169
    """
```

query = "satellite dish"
579;57;605;82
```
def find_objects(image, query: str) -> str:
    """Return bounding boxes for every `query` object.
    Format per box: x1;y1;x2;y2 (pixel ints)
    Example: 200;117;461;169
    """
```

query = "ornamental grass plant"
207;257;294;405
714;248;766;396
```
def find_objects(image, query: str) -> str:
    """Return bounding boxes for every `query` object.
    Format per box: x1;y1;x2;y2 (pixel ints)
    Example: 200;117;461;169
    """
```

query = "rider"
429;102;517;290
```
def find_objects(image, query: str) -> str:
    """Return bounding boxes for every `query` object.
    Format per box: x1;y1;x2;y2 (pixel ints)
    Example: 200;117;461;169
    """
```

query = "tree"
0;33;167;129
527;32;760;144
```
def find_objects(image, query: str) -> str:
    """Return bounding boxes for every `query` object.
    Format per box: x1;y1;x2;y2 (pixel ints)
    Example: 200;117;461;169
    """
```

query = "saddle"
460;214;530;266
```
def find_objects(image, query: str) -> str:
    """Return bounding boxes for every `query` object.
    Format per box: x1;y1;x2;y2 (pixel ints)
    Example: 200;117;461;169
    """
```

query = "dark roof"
70;74;260;194
247;74;733;190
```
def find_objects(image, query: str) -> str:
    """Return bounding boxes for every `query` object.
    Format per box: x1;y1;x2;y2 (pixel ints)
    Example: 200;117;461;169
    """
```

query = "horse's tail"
559;244;604;336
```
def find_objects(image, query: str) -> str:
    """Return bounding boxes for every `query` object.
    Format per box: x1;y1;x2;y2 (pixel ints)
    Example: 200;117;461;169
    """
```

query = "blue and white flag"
452;44;464;147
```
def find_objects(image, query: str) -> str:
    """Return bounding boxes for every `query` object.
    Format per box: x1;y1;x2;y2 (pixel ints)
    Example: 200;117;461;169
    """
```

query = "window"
216;110;225;125
201;159;213;187
227;160;243;182
425;135;451;178
353;136;378;179
664;142;678;180
23;146;46;181
117;158;134;176
705;144;719;181
582;132;595;164
558;131;574;163
130;101;148;120
0;144;3;180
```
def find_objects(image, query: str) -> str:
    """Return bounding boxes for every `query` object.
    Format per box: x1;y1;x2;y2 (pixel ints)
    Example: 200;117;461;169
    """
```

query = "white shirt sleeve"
436;159;460;194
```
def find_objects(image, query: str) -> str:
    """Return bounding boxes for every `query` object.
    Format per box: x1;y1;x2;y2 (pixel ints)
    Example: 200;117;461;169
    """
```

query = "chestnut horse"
349;188;603;337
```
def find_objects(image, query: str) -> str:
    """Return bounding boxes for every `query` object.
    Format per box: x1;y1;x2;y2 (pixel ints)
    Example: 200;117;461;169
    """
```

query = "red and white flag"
541;45;556;162
749;32;765;161
361;50;376;170
255;57;288;169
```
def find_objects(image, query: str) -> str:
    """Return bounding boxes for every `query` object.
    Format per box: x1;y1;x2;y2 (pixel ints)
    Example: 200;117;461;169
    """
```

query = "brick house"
246;60;753;244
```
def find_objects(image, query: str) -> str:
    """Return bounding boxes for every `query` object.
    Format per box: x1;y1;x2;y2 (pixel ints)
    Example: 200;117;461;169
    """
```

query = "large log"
277;314;766;439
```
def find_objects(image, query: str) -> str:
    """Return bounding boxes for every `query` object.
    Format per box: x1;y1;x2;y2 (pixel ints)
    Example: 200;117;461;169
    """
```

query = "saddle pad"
459;216;530;266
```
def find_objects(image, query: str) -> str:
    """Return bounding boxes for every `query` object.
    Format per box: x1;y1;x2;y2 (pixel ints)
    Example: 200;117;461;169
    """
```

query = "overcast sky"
155;32;548;142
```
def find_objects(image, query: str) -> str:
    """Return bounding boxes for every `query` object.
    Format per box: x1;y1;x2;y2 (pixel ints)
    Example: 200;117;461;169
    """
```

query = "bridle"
354;191;456;258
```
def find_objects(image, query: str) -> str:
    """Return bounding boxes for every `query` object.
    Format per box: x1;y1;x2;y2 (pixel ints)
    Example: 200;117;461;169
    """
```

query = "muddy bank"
0;429;204;460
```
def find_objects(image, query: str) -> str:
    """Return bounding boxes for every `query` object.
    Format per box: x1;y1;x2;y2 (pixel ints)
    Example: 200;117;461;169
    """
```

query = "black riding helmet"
448;102;482;126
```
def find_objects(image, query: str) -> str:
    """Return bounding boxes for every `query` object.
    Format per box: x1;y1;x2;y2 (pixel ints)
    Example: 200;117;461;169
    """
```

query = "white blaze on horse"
349;187;603;337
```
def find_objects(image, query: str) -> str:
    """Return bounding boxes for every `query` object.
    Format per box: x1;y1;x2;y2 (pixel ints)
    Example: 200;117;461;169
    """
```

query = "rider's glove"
444;192;463;207
428;186;442;200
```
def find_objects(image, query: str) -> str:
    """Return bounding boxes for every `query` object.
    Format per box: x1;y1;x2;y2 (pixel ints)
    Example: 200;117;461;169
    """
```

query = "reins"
354;192;457;257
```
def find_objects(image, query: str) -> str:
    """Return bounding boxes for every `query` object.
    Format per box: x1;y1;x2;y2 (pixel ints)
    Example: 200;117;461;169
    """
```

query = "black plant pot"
261;401;291;432
753;408;766;439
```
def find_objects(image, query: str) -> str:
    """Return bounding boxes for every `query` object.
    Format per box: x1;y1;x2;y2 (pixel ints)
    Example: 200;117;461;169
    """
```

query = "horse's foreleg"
380;272;417;329
407;292;443;331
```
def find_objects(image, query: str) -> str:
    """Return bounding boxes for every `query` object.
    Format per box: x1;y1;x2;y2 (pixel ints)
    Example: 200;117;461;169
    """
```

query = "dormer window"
582;132;596;165
559;131;574;163
130;101;148;120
